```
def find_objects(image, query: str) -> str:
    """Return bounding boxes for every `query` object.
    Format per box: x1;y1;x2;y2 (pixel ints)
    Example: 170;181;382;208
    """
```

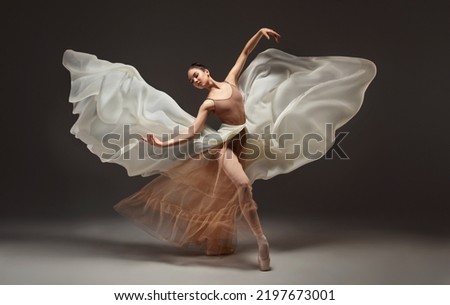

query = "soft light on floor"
0;216;449;284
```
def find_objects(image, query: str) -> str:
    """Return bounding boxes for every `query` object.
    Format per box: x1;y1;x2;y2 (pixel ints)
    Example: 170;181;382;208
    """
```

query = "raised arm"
225;28;280;84
145;100;214;147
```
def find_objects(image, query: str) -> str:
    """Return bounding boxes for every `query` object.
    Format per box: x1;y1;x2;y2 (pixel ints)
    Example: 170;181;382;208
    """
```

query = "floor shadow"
4;216;443;273
0;228;261;271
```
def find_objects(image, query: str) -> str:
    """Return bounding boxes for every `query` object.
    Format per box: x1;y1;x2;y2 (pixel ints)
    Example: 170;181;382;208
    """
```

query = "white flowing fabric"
239;49;376;181
62;48;376;182
63;49;245;177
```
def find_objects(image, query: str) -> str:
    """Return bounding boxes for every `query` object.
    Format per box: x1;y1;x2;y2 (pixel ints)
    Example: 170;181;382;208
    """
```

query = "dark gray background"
2;0;449;235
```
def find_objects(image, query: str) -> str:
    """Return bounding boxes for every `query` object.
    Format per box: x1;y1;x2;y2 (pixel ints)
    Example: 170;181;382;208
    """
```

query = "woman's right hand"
143;133;164;147
259;28;281;43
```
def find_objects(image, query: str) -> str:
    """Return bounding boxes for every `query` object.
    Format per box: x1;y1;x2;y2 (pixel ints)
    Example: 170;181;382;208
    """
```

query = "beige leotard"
207;81;246;126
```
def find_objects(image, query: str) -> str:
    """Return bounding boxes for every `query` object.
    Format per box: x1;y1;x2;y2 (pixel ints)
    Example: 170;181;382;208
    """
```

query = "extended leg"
221;148;271;271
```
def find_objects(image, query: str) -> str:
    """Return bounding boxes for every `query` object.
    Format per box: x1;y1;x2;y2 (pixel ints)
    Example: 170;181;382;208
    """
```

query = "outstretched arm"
145;100;214;147
225;28;281;84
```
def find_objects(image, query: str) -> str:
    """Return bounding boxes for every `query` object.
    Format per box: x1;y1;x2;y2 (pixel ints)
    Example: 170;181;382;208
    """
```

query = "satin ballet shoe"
257;236;271;271
258;253;271;271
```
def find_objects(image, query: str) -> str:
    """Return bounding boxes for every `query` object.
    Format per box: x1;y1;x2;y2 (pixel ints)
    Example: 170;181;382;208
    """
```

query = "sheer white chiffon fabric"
63;49;376;254
63;48;376;183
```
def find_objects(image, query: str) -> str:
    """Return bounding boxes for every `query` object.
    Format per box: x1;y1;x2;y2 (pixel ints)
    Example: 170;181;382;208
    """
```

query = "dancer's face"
187;68;209;89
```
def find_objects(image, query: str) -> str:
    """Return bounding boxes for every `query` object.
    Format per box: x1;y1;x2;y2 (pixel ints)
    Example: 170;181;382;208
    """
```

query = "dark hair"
189;62;208;71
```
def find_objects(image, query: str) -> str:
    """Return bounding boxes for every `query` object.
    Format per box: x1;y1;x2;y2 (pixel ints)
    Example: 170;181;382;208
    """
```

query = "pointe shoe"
258;254;271;271
257;236;271;271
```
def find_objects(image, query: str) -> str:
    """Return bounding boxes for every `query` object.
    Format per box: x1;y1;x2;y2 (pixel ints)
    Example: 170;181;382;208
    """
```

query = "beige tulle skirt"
113;131;248;255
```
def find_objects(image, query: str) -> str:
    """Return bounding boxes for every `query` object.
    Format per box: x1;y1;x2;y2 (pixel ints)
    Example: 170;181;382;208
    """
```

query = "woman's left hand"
260;28;281;43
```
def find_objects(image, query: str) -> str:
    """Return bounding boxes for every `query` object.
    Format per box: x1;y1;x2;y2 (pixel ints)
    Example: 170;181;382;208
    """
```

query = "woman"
63;27;376;272
141;28;281;271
